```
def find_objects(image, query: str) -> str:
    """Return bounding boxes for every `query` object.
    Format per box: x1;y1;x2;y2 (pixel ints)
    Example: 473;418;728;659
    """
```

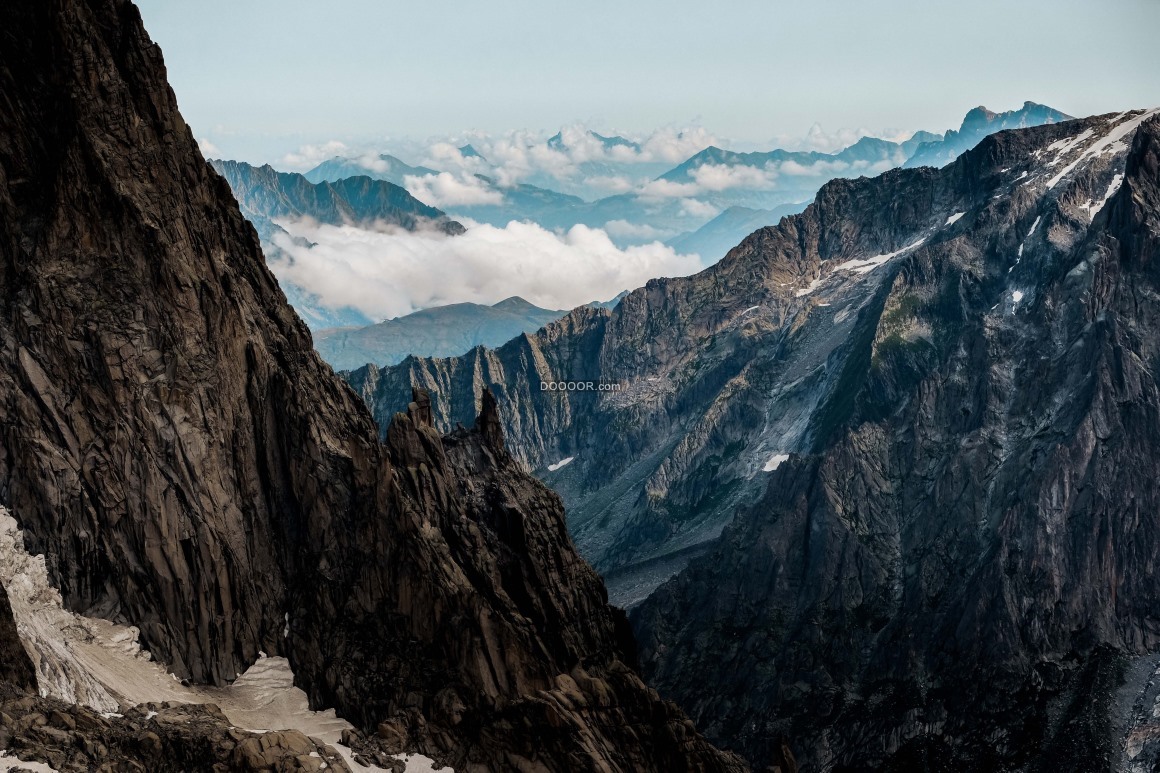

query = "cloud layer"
402;172;503;207
270;218;700;320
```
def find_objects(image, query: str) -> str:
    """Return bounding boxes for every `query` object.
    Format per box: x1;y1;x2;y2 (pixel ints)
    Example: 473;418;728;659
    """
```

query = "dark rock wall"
0;1;743;769
633;116;1160;769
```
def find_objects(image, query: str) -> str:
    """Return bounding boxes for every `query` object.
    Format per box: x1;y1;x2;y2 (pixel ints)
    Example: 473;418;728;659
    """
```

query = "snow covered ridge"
0;506;450;773
1043;108;1160;190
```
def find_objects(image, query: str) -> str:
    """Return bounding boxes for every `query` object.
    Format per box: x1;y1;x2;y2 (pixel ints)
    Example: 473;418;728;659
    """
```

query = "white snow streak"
547;456;575;472
945;212;966;226
1046;109;1160;189
833;238;926;275
763;454;790;472
1081;173;1125;218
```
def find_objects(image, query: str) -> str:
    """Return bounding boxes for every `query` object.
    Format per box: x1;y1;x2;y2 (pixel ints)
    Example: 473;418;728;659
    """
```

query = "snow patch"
763;454;790;472
1046;109;1160;190
547;457;575;472
0;752;60;773
834;238;926;275
740;305;760;316
1009;290;1025;314
945;212;965;226
1027;216;1041;238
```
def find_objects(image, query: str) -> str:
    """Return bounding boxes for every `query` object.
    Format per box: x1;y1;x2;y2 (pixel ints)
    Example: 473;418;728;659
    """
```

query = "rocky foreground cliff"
0;0;745;770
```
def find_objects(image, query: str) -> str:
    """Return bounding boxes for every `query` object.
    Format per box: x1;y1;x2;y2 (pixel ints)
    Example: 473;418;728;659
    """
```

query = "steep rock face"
632;112;1160;770
0;1;742;769
0;585;35;697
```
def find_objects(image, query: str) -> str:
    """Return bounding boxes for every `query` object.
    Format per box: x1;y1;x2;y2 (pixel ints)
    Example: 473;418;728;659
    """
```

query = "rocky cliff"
633;111;1160;770
0;0;742;769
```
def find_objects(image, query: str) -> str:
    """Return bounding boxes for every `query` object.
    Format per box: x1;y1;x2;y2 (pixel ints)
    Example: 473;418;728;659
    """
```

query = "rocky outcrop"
0;697;351;772
632;111;1160;770
0;0;741;769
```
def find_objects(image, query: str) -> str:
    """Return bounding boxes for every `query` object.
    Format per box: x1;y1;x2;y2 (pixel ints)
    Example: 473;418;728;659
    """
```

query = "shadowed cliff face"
633;114;1160;770
0;0;744;769
0;586;35;697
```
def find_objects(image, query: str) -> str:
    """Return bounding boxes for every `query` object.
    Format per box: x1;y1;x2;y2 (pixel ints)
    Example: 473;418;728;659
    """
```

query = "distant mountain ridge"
315;296;570;370
303;153;437;186
666;202;810;263
281;104;1069;260
905;100;1071;167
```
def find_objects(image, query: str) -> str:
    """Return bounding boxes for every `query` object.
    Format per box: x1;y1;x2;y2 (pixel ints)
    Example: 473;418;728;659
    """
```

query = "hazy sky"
136;0;1160;165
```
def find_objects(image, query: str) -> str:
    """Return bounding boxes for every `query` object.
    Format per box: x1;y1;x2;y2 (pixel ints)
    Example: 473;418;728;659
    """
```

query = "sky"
136;0;1160;167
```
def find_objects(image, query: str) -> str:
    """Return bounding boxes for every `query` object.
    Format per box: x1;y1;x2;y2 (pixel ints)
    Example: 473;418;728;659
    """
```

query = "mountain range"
354;106;1160;770
303;153;438;187
290;103;1071;261
205;106;1073;342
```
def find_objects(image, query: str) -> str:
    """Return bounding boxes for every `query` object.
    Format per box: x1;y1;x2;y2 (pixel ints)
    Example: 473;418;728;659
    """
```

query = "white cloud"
424;142;490;175
633;162;777;202
587;175;637;193
637;179;701;199
403;172;503;208
691;163;778;191
198;138;221;158
269;219;699;320
280;140;351;170
638;127;719;163
679;199;720;219
602;220;668;240
421;125;719;188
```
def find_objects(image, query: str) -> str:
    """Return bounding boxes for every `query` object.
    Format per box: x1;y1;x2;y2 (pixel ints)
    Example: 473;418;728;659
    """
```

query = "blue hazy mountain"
666;202;810;263
458;143;486;160
548;130;641;153
314;296;570;370
303;153;438;186
904;101;1071;167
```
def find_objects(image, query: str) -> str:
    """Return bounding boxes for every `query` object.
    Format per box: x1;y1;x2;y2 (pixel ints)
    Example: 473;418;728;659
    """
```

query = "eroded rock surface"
634;112;1160;769
0;1;742;769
